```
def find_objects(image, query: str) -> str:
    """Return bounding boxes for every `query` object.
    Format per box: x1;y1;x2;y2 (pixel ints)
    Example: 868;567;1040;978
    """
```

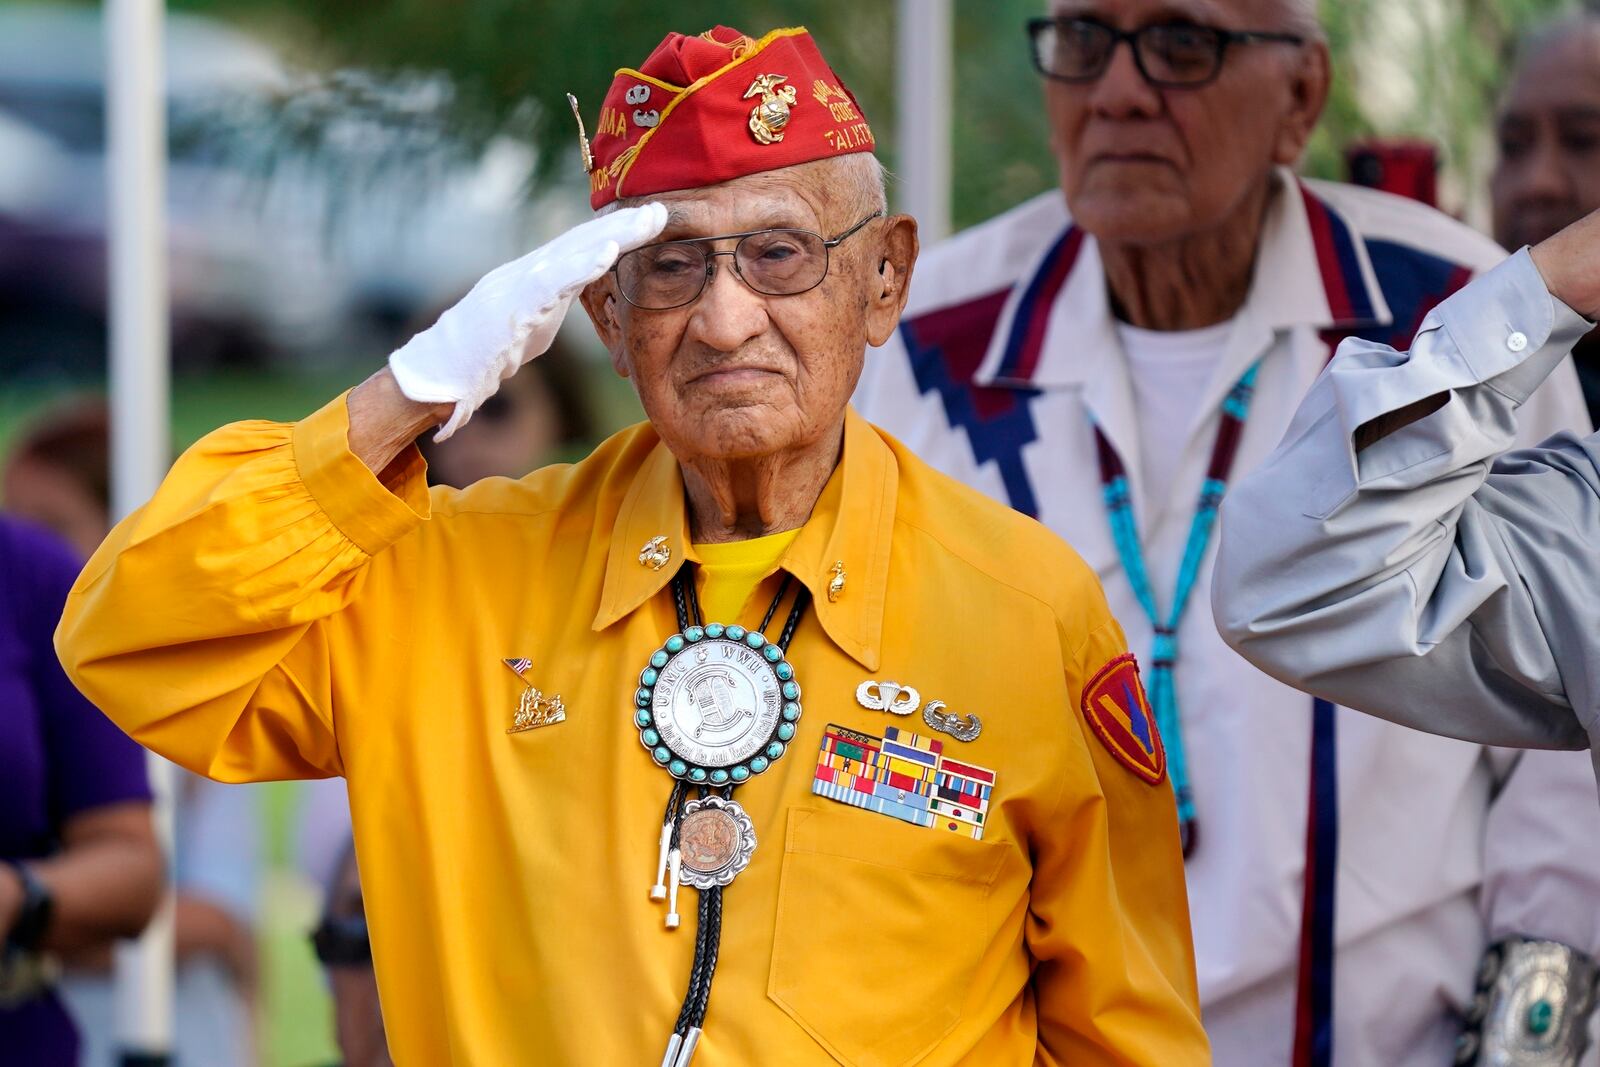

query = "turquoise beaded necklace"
1092;361;1260;856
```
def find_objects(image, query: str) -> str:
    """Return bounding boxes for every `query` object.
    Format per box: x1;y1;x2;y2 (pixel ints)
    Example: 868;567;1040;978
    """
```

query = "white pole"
896;0;954;243
106;0;175;1062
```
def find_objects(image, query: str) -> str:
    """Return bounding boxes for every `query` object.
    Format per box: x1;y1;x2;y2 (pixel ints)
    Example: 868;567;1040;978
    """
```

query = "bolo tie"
632;565;811;1067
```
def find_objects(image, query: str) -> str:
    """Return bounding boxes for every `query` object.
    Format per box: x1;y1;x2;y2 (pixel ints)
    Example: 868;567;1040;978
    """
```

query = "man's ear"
1274;40;1331;165
578;276;631;379
863;214;919;348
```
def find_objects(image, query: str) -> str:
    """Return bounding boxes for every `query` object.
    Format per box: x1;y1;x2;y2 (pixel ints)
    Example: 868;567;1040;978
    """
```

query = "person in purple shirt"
0;514;162;1064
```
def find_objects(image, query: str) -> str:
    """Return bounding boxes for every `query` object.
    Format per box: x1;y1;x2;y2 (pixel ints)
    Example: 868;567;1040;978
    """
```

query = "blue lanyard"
1093;362;1260;855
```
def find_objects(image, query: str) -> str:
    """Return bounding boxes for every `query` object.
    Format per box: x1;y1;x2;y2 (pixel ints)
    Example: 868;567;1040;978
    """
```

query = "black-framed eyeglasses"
1027;16;1304;89
613;211;884;311
310;914;372;968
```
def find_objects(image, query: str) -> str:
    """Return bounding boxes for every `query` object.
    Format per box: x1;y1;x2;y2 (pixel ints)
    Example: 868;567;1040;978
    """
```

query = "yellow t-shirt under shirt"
692;528;801;625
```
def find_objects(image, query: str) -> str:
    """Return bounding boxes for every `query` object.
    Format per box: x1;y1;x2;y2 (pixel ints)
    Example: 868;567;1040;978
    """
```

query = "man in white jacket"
855;1;1600;1063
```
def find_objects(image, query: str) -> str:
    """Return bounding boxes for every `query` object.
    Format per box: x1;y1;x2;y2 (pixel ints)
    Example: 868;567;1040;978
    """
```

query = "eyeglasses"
1027;16;1304;89
613;211;884;311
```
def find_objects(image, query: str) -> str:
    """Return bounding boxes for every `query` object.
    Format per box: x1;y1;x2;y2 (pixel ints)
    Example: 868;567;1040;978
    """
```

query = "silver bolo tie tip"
673;1027;702;1067
659;1032;682;1067
650;821;672;901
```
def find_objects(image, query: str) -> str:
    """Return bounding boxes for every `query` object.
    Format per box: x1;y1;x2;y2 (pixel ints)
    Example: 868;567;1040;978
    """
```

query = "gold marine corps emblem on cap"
744;73;799;145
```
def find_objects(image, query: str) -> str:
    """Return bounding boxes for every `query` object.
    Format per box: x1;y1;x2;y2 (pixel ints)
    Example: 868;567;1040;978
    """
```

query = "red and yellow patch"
1081;654;1166;786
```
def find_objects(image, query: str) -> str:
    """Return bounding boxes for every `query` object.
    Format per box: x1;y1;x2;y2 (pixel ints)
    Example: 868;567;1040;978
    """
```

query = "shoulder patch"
1080;654;1166;785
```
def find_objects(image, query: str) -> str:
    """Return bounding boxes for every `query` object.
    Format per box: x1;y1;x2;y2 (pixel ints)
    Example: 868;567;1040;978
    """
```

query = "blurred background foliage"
162;0;1581;229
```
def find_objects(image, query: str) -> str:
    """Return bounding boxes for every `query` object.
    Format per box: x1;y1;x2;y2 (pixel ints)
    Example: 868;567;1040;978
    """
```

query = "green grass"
260;782;338;1067
1;357;645;457
0;364;371;458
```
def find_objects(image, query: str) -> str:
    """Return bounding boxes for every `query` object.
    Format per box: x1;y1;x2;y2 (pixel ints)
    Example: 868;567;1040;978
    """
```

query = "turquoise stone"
652;746;671;765
782;681;800;700
688;767;708;783
745;631;765;649
782;702;801;721
776;722;796;742
635;687;652;705
775;662;794;680
730;765;750;783
666;635;685;653
710;769;730;785
726;625;746;641
641;668;658;686
635;710;652;727
763;645;782;662
651;650;669;669
641;728;660;746
685;626;705;642
706;623;725;638
766;741;785;760
669;759;688;777
1529;999;1555;1036
749;756;769;774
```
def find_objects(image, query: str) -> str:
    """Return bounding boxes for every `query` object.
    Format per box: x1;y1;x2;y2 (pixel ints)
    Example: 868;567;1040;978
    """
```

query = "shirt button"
1507;331;1528;352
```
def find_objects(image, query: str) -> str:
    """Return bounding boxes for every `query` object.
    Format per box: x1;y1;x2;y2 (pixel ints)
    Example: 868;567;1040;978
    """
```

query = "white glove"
389;203;668;440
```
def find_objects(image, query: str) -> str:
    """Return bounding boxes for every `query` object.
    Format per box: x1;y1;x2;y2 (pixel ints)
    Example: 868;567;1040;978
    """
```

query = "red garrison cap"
583;26;876;210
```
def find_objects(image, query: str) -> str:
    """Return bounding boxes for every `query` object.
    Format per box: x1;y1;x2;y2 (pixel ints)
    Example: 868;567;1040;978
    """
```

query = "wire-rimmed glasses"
613;211;885;310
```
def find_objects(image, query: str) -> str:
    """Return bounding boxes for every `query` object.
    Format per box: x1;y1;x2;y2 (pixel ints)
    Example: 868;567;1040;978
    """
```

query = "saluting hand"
388;204;669;441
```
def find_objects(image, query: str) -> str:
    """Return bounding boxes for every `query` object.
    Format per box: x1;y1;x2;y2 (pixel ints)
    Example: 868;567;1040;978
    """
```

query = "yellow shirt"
694;529;802;626
58;398;1208;1066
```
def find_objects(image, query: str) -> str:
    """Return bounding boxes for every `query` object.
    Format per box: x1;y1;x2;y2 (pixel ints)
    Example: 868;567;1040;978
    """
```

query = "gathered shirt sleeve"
1029;600;1208;1065
1212;249;1599;755
55;394;431;783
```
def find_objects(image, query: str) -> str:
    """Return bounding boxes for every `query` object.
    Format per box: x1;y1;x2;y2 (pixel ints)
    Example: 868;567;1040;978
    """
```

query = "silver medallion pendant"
677;795;758;889
634;623;802;786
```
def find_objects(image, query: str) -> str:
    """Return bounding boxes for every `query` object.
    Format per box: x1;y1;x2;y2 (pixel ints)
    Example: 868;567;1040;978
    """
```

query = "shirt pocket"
767;806;1007;1067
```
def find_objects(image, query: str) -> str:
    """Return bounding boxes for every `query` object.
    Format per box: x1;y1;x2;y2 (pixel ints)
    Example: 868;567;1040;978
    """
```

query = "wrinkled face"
1044;0;1325;245
1491;31;1600;251
580;162;916;464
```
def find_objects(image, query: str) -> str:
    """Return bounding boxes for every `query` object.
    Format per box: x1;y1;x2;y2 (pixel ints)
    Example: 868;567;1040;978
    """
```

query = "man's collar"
971;168;1393;391
592;408;895;671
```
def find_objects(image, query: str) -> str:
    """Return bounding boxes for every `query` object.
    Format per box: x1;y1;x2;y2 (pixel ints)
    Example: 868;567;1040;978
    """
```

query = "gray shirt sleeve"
1212;248;1598;753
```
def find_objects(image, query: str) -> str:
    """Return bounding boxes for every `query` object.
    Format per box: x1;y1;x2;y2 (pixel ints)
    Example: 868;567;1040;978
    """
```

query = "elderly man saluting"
54;25;1206;1067
856;2;1600;1065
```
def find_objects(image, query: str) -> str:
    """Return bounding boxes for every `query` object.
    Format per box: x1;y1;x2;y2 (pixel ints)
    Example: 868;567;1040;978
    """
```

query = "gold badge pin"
744;73;799;145
638;535;671;571
827;560;847;602
504;658;566;733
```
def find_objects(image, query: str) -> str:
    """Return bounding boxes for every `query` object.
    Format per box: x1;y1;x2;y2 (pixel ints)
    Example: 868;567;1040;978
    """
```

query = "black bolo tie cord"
666;565;811;1038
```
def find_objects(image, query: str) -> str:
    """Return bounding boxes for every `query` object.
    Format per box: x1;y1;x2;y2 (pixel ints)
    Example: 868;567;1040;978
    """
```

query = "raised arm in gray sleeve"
1212;249;1599;757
